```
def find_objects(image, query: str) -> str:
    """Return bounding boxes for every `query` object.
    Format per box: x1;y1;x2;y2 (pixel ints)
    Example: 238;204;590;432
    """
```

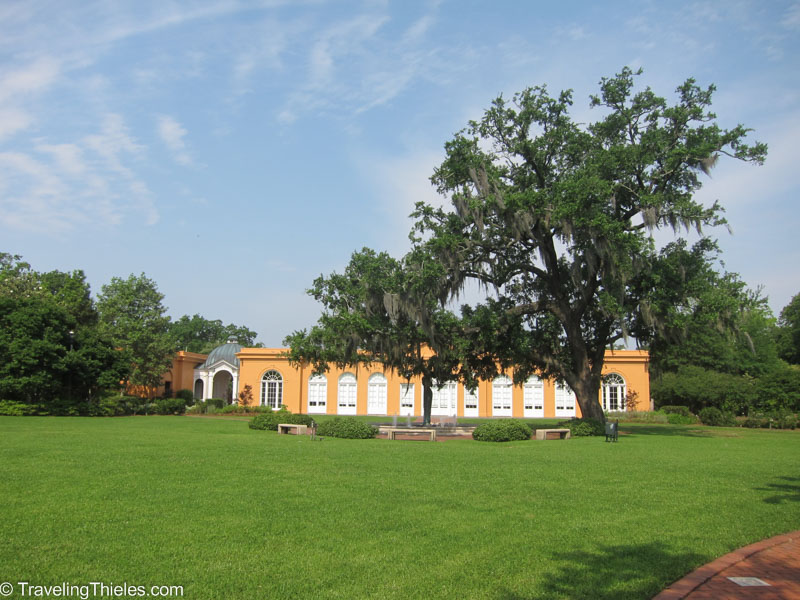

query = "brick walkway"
654;530;800;599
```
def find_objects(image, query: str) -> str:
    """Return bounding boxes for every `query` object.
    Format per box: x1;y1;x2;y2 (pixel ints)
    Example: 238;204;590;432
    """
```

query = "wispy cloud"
157;115;192;166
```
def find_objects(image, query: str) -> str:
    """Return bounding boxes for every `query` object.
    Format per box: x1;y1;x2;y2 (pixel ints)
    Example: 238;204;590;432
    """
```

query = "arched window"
523;375;544;418
308;375;327;414
367;373;388;415
492;375;513;417
337;373;357;415
602;373;627;412
261;370;283;409
555;382;576;417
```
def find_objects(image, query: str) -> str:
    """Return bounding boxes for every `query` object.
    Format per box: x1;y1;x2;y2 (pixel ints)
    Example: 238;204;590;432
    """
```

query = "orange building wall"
233;348;650;417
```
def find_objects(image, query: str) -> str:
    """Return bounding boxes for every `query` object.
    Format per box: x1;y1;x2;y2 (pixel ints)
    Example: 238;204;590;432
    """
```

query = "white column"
203;371;212;400
232;371;239;404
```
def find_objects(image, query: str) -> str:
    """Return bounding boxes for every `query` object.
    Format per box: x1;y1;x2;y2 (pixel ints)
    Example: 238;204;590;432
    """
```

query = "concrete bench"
535;428;571;441
278;423;308;435
386;428;437;442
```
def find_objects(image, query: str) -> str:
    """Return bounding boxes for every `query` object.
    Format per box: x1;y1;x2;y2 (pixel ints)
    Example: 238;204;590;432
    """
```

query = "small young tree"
238;384;254;407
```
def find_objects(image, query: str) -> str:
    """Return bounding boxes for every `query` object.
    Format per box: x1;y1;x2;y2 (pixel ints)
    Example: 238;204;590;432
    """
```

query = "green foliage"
659;405;692;416
754;368;800;412
154;397;186;415
698;406;736;427
169;314;259;354
411;68;765;422
607;410;669;424
315;417;378;439
776;292;800;364
174;389;195;404
558;418;605;437
248;409;315;431
284;247;465;426
472;419;532;442
206;398;225;410
0;400;38;416
97;273;173;389
665;413;699;425
651;366;755;415
742;412;797;430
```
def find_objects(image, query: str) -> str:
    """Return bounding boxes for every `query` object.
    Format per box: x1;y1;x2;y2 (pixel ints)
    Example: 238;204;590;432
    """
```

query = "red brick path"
654;531;800;599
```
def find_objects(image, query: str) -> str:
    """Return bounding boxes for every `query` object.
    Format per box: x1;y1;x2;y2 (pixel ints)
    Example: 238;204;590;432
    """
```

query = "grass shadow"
498;541;706;600
756;476;800;504
619;424;716;437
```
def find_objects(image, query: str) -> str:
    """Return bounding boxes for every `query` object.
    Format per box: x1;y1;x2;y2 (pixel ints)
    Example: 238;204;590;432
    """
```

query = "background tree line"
0;253;259;414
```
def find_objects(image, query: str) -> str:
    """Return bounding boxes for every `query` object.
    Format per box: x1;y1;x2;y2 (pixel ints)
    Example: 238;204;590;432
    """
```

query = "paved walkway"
654;530;800;599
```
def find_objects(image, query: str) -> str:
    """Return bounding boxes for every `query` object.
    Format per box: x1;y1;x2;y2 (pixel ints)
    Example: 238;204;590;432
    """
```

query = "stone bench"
277;423;308;435
534;428;571;441
386;428;437;442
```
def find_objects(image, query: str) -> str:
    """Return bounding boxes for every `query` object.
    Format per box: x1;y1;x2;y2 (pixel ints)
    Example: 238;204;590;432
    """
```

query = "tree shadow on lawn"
498;541;705;600
756;476;800;504
618;424;719;438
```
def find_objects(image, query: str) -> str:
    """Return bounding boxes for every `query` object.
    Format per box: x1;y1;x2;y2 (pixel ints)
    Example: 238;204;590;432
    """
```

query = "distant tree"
97;273;174;389
412;68;766;421
169;314;259;354
284;247;465;425
645;239;781;379
776;293;800;365
0;254;125;408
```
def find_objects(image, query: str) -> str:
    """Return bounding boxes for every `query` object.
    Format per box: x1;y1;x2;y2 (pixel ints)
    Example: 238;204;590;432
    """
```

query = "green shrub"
666;413;698;425
558;418;605;437
754;369;800;413
698;406;736;427
0;400;37;416
174;389;195;404
206;398;225;410
472;420;532;442
154;397;186;415
316;417;378;439
248;409;315;431
660;405;692;417
607;410;668;424
652;367;755;415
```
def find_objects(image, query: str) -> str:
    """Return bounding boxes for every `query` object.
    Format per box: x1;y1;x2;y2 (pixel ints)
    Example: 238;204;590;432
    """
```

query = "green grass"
0;417;798;599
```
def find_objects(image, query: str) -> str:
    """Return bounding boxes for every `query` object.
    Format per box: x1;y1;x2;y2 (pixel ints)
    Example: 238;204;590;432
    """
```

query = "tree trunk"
421;374;433;426
574;377;605;422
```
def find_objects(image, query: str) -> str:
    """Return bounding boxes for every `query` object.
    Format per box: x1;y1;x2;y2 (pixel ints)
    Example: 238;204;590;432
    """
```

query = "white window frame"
463;385;479;417
492;375;513;417
555;382;576;418
307;374;327;414
523;375;544;418
602;373;627;412
261;370;283;409
430;380;457;416
399;383;415;416
367;373;388;415
337;373;357;415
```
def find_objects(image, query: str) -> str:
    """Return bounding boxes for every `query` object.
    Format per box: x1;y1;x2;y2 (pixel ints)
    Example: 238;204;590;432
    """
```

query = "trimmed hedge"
472;420;532;442
248;409;315;431
315;417;378;439
698;406;736;427
558;417;605;437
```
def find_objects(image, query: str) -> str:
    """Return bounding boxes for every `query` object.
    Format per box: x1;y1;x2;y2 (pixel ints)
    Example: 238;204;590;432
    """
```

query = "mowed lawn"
1;417;798;599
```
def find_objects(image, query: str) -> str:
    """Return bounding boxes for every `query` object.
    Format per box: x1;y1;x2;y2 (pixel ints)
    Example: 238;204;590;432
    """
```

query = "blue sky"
1;0;798;345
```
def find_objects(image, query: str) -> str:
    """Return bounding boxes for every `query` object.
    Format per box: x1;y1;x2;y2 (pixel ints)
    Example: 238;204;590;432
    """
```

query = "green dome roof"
200;340;243;368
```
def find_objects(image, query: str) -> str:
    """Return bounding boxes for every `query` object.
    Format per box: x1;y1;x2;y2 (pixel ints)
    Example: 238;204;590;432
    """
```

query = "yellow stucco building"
162;341;650;418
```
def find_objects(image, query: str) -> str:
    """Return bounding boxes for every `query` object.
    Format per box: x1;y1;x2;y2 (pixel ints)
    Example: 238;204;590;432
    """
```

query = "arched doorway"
212;370;233;403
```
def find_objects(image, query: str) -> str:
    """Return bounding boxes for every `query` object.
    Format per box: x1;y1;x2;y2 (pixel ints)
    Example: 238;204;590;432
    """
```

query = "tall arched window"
523;375;544;418
308;374;327;414
492;375;513;417
338;373;357;415
602;373;627;412
367;373;388;415
261;370;283;409
431;380;457;416
399;383;415;416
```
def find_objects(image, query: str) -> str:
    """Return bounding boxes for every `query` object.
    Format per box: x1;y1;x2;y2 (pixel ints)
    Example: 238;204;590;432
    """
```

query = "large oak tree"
411;68;766;421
